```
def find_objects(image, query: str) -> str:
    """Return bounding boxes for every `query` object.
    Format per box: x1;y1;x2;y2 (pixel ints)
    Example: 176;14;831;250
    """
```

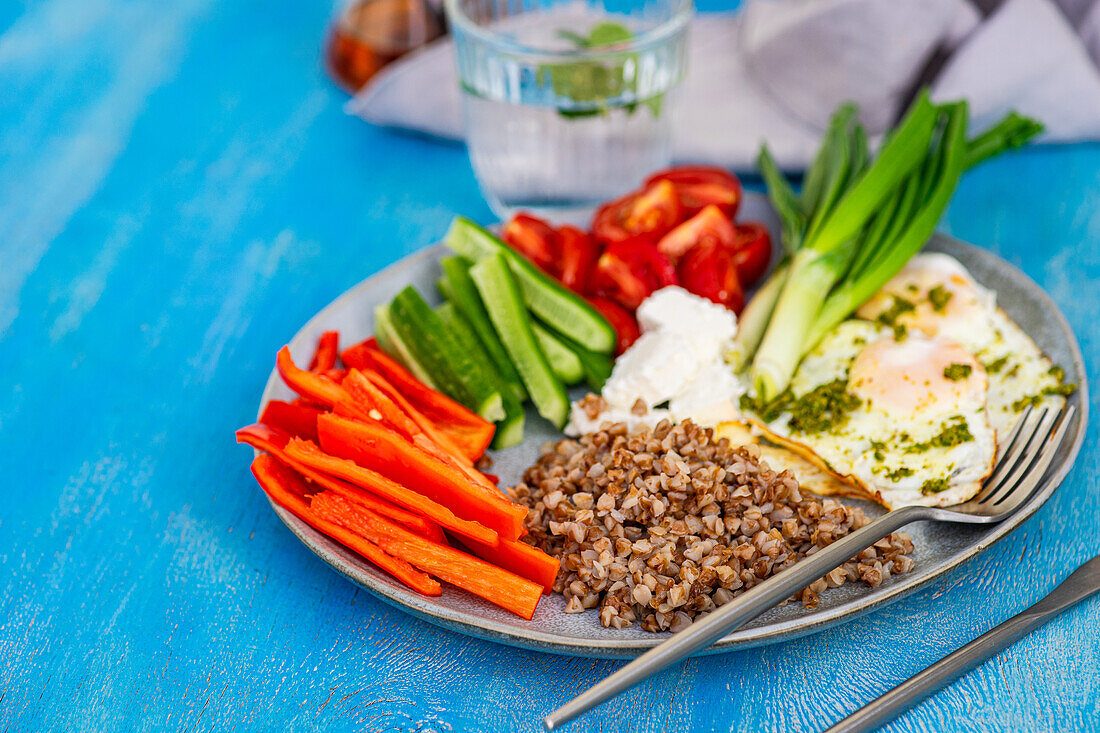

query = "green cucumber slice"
439;255;527;403
373;302;437;388
470;253;570;428
532;321;584;384
445;217;616;355
436;302;526;448
389;286;504;422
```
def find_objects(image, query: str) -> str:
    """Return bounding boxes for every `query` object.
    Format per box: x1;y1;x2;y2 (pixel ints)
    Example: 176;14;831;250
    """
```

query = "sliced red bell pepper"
646;166;743;218
502;213;559;275
360;370;474;467
656;204;737;262
591;180;683;246
283;436;500;546
590;240;678;310
251;454;441;596
458;535;559;593
309;331;340;372
358;344;494;461
586;297;641;354
317;413;526;541
556;225;599;293
259;400;324;442
276;346;348;408
339;337;378;371
311;491;542;619
236;423;442;540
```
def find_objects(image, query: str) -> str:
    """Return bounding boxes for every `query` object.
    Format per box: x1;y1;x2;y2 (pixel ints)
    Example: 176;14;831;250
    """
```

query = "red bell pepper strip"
251;454;441;596
311;491;542;619
283;436;499;547
556;225;599;293
309;331;340;372
339;337;378;371
317;413;526;541
276;346;348;408
236;423;443;540
458;535;559;593
357;344;494;461
259;400;324;442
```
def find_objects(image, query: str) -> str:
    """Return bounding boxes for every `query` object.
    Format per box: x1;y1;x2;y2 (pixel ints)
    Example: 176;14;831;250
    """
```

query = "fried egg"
746;321;998;508
857;253;1070;438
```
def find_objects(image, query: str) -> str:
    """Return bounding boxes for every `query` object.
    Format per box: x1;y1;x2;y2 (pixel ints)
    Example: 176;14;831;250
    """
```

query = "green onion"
740;91;1042;403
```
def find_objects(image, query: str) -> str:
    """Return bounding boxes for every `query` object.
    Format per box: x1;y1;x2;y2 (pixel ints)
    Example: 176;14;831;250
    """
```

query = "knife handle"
824;555;1100;733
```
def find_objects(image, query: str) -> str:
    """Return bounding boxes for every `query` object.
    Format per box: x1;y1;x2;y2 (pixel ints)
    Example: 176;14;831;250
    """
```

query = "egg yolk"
848;336;986;415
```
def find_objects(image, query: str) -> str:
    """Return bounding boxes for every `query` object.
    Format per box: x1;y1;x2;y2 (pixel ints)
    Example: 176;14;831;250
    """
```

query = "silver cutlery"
823;552;1100;733
543;405;1076;731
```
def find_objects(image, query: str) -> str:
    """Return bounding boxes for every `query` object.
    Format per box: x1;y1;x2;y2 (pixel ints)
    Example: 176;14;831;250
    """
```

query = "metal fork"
543;405;1076;731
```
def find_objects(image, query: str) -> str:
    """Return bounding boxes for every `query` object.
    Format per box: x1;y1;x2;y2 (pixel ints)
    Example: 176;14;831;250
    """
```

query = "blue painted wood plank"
1;1;1099;731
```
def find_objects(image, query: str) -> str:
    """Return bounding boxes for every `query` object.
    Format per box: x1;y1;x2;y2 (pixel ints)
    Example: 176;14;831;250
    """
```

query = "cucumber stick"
436;302;526;448
438;256;527;403
548;328;614;392
389;287;504;422
470;253;570;428
373;302;437;388
531;322;583;384
445;217;616;355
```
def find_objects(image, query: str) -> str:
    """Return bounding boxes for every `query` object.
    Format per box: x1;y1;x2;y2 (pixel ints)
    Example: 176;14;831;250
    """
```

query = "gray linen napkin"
349;0;1100;170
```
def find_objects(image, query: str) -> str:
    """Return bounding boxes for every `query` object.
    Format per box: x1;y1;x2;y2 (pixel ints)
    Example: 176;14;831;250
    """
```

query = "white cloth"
348;0;1100;171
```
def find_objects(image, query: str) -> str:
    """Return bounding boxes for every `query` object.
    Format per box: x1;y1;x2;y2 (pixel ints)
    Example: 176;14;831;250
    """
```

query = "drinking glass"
446;0;692;223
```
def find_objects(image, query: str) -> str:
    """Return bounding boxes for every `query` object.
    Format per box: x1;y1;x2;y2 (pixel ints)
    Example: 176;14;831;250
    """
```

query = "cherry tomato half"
502;213;559;275
677;239;744;313
556;225;599;294
591;180;683;246
587;296;641;354
590;240;678;310
656;204;736;262
729;222;773;286
646;166;742;218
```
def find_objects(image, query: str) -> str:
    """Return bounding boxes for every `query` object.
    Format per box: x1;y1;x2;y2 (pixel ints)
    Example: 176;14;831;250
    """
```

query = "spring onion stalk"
807;103;970;344
757;145;805;255
750;93;940;401
728;260;790;370
739;91;1043;405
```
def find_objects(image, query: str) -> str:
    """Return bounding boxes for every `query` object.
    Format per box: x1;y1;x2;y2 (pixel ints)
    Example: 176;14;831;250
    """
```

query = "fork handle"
543;504;931;731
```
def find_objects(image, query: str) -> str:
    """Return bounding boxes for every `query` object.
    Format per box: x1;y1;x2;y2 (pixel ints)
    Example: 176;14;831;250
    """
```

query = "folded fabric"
349;0;1100;171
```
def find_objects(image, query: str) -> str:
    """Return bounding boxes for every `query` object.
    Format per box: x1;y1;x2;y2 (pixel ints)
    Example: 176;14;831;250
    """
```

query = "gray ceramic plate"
257;193;1088;659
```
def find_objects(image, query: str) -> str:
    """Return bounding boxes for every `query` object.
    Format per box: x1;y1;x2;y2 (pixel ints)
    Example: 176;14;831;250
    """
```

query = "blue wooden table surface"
3;1;1099;731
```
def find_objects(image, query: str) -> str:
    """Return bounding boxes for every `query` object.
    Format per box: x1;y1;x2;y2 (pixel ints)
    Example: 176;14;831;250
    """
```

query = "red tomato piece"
591;180;683;246
646;166;742;218
587;297;641;354
590;240;678;310
729;222;773;286
656;204;736;262
556;225;599;294
677;240;745;313
502;213;559;275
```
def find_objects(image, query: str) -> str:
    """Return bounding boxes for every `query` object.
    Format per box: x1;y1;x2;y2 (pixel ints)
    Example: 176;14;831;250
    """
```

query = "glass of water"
446;0;692;223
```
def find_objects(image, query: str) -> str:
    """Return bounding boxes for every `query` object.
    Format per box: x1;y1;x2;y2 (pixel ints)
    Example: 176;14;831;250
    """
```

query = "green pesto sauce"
905;416;974;453
984;355;1009;373
875;295;915;341
742;379;862;435
943;363;973;381
885;466;914;481
921;477;950;494
928;285;953;312
1011;364;1077;411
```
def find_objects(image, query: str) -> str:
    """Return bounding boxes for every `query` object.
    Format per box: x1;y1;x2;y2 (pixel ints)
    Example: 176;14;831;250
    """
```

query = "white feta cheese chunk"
637;286;738;343
669;362;747;425
601;331;702;409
